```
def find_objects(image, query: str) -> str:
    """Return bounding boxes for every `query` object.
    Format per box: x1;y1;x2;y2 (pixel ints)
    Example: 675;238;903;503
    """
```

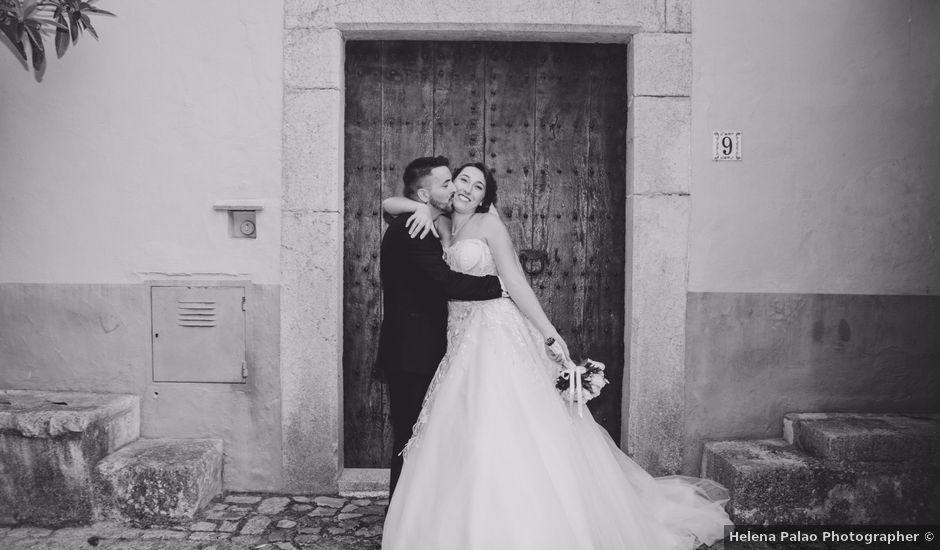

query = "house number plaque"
713;131;742;161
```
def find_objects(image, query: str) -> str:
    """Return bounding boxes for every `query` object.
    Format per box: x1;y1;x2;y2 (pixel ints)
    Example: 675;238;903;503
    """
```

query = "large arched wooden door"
343;41;627;467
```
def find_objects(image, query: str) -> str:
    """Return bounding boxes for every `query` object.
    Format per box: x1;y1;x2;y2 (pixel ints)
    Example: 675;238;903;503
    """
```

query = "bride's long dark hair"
453;162;498;213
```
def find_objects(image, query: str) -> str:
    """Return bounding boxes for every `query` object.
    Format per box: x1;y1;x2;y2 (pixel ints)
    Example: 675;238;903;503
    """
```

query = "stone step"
702;438;940;525
338;468;390;498
783;412;940;463
94;438;223;524
0;390;140;526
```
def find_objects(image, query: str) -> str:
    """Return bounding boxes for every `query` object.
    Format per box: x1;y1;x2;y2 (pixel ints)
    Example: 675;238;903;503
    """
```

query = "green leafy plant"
1;0;113;73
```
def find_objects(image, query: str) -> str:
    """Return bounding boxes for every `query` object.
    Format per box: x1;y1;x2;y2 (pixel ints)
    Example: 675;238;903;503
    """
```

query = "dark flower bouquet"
554;358;609;404
545;337;609;416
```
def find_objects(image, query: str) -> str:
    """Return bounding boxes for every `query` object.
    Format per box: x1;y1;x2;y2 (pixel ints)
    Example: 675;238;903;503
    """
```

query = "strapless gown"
382;238;731;550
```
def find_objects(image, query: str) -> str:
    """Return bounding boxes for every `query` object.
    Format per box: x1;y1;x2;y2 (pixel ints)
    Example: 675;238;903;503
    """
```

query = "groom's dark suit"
377;214;503;496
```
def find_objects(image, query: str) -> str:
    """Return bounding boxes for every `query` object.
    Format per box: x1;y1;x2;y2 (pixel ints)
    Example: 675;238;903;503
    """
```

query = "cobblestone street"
0;493;387;550
0;492;729;550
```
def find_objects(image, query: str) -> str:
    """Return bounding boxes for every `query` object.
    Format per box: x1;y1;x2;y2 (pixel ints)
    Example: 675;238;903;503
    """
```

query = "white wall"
689;0;940;294
0;0;284;284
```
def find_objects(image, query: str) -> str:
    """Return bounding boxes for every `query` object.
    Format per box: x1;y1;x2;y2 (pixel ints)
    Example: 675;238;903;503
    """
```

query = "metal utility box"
151;285;247;383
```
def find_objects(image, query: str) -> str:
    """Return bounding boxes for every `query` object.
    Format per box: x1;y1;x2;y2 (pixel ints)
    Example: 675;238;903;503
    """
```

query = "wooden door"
344;41;627;468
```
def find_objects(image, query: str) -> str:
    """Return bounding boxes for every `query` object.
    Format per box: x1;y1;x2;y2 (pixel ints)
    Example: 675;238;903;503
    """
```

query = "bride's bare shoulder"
478;212;507;231
478;212;512;245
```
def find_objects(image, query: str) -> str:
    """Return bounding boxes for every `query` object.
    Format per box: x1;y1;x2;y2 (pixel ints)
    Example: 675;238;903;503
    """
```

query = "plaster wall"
689;0;940;294
0;283;284;491
683;292;940;473
0;0;284;285
683;0;940;475
0;1;285;490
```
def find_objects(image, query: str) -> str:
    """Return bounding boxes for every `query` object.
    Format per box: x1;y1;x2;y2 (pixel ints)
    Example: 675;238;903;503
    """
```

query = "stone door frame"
280;14;693;492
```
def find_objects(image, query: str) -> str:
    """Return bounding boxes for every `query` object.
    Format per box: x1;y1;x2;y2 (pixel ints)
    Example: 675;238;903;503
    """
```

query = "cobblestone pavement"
1;493;727;550
0;493;386;549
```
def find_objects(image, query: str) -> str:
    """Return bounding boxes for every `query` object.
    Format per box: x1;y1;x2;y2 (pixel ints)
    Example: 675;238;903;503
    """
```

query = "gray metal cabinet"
151;285;247;383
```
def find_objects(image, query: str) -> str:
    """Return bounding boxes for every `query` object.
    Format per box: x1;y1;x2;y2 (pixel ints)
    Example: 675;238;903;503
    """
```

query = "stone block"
285;28;343;90
703;439;940;524
284;0;664;33
239;515;271;535
282;89;344;213
629;33;691;97
94;439;223;524
279;211;343;492
624;195;690;475
665;0;691;33
627;96;691;195
313;495;346;508
257;497;291;515
783;412;940;463
0;390;139;443
337;468;389;497
0;391;139;526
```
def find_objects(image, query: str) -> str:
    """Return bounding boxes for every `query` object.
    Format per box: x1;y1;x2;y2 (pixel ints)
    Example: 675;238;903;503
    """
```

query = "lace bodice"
444;238;497;277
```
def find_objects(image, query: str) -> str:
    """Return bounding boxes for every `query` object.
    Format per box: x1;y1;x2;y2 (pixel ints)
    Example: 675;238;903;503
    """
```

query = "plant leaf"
13;38;28;61
31;16;60;33
83;16;95;39
23;19;41;44
68;9;77;42
0;13;28;60
54;13;68;56
21;0;40;19
26;25;45;71
85;7;113;16
0;12;26;59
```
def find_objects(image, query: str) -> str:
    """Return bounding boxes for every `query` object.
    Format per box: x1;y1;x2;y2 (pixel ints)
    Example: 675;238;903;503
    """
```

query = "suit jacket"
376;215;503;376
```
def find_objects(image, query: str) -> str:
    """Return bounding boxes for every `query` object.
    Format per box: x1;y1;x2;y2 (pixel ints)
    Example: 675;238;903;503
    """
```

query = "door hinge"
241;360;248;379
241;296;246;311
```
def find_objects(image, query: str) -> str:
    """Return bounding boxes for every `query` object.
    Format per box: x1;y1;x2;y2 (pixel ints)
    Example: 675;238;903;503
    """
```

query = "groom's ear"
415;187;430;203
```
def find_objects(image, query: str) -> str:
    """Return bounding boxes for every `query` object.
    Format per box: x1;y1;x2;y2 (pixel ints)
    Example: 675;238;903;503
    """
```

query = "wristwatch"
497;276;510;298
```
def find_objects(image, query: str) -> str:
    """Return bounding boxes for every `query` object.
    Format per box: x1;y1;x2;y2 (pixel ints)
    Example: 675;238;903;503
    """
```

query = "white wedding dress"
382;238;731;550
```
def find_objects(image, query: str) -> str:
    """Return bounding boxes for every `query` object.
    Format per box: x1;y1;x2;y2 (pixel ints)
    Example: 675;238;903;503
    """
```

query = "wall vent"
177;300;217;327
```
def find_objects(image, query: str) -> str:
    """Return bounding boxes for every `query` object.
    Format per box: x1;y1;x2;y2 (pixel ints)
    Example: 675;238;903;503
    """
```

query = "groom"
376;156;505;496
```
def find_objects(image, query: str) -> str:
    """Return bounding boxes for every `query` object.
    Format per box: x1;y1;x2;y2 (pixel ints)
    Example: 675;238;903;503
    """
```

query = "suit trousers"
387;370;434;498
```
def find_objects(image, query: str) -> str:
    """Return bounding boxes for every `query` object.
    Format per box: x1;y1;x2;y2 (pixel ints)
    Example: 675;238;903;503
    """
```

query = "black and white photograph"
1;0;938;549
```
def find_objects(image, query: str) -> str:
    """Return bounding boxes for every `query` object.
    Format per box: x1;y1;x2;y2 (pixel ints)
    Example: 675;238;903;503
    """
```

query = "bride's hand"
406;203;438;239
544;331;572;365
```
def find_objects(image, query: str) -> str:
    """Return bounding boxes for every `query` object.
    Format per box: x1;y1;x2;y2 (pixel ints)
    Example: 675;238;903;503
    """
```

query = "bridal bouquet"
545;338;609;416
555;358;608;404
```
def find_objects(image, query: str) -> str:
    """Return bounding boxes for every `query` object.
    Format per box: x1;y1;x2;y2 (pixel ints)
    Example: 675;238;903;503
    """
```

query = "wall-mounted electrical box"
151;284;247;383
214;201;264;239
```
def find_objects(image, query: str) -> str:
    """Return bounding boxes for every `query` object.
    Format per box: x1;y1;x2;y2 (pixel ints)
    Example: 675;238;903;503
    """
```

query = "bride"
380;162;731;550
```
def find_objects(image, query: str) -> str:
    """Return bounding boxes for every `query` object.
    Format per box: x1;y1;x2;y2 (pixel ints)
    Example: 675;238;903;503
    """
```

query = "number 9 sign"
712;131;742;161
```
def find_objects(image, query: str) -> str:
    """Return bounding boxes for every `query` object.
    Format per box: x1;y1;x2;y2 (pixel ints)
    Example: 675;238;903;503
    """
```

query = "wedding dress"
382;238;731;550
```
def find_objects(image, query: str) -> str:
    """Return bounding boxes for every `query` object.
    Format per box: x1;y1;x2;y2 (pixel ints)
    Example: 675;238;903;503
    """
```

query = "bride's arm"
383;197;438;239
382;196;421;216
382;197;438;239
480;215;571;360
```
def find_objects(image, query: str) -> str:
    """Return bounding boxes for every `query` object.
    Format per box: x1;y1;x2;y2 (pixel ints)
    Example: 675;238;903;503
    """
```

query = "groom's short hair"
403;156;450;200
